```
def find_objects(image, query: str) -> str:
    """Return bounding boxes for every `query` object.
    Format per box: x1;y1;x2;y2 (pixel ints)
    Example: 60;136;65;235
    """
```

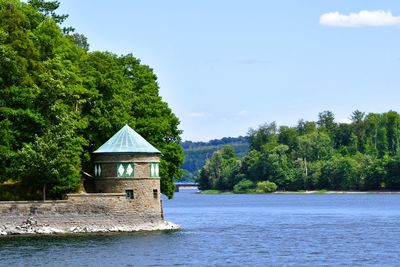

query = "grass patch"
200;190;232;194
314;189;328;194
201;189;222;194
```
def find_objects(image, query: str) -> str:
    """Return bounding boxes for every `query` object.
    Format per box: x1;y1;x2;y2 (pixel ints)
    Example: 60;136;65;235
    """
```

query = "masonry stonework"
0;194;163;230
0;125;174;235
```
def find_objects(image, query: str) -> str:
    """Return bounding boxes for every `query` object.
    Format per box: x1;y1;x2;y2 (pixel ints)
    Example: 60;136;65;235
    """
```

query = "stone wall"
0;193;163;229
92;179;161;206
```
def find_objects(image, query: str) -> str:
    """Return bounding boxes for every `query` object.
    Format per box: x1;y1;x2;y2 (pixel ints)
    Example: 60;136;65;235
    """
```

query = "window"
150;163;160;177
94;164;102;177
153;189;158;199
117;162;134;178
126;190;134;199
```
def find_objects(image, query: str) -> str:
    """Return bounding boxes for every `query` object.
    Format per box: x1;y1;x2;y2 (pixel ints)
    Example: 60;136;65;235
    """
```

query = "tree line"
199;110;400;192
0;0;183;199
180;136;248;182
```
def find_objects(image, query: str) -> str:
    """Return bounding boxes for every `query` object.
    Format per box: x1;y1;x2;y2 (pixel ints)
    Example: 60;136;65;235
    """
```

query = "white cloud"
320;10;400;27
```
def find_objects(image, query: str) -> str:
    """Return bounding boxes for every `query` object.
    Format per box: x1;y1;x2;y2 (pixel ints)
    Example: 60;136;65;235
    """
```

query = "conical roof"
93;125;160;154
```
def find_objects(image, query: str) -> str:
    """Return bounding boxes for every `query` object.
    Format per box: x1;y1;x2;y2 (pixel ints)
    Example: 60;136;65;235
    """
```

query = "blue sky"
58;0;400;141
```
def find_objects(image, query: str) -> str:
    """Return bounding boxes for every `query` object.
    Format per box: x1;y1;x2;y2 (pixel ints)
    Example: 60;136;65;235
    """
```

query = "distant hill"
180;136;249;181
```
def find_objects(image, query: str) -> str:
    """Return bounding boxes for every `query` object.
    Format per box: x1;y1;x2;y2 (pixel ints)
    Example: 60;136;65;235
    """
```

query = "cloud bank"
320;10;400;27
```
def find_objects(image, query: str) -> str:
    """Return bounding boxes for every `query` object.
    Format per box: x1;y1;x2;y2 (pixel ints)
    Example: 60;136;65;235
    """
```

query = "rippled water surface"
1;192;400;266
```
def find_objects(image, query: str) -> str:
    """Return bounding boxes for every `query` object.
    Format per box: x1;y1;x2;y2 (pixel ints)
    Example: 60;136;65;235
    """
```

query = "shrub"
256;181;277;193
233;179;254;193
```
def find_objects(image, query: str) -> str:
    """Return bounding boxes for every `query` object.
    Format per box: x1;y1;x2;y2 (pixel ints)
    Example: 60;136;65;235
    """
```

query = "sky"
57;0;400;141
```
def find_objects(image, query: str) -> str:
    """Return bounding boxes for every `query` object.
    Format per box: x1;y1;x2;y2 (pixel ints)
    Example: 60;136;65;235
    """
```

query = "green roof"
93;125;160;154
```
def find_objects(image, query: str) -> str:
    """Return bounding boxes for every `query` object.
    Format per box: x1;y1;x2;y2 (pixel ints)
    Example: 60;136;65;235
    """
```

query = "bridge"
175;182;199;192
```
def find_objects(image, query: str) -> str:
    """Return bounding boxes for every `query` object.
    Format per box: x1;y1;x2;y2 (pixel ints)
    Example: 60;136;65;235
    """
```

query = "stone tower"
92;125;161;204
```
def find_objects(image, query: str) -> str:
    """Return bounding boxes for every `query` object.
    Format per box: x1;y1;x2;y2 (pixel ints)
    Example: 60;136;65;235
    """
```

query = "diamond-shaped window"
117;162;134;177
126;164;133;176
150;163;160;177
118;164;125;177
155;163;159;177
94;164;102;177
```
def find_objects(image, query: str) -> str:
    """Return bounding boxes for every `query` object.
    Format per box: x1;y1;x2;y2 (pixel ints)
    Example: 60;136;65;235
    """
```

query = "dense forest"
180;137;248;181
0;0;183;199
199;110;400;193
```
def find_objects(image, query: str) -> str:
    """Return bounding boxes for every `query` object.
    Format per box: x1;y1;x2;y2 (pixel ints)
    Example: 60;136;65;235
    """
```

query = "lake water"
1;191;400;266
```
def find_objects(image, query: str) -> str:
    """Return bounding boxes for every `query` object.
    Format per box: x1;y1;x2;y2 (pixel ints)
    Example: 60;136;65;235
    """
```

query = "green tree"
240;150;263;182
0;0;184;199
278;126;298;153
298;131;333;161
317;110;336;138
351;110;366;152
18;115;86;199
197;146;241;191
296;119;317;135
261;144;296;190
385;111;400;157
248;122;277;151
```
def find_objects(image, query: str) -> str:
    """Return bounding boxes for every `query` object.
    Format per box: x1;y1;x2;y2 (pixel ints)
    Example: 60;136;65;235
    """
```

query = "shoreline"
274;190;400;194
0;217;180;236
200;189;400;195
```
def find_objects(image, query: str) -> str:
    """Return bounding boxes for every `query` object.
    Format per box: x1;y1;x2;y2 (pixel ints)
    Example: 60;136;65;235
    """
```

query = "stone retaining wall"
0;193;163;230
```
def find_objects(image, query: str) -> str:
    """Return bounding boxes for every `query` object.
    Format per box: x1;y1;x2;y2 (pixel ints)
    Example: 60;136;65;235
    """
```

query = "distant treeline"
180;137;249;181
199;110;400;192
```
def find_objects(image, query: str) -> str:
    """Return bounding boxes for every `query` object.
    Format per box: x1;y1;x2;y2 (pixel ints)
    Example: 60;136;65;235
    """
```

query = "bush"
256;181;277;193
233;179;254;193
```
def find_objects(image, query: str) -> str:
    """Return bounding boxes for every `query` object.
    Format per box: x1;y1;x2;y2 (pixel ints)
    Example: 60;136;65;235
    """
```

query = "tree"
240;150;263;182
351;110;366;152
18;115;86;199
334;123;356;153
298;131;333;161
317;110;336;138
197;146;241;191
28;0;69;25
261;144;296;190
248;122;277;151
278;126;298;153
385;111;400;156
0;0;184;199
296;119;317;135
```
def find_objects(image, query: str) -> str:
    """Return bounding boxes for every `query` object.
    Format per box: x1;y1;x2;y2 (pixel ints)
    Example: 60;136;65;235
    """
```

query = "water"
1;191;400;266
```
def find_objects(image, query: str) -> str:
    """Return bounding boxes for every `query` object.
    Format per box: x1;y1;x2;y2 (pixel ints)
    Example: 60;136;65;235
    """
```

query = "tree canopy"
199;110;400;192
0;0;183;199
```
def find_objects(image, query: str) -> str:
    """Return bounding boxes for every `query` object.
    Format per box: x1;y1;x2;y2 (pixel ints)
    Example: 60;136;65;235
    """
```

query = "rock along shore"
0;217;180;236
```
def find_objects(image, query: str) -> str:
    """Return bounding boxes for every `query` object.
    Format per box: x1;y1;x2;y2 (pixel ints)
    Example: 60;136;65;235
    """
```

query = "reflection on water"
1;191;400;266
